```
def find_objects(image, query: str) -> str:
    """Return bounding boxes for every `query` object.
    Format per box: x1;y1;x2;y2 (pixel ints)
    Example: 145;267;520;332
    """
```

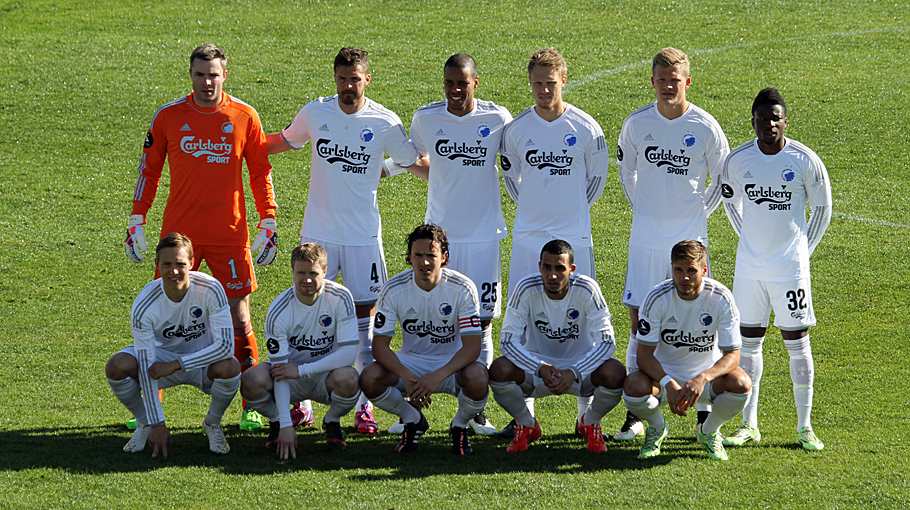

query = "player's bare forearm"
636;344;667;384
698;350;740;384
372;335;414;383
407;154;430;180
270;362;299;381
148;360;180;380
265;132;292;155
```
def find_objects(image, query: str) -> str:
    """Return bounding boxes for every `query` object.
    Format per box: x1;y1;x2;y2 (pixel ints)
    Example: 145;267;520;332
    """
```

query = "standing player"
107;233;241;457
240;243;360;458
624;240;751;461
489;240;625;453
400;53;512;435
615;47;730;440
720;88;831;451
499;48;609;433
266;47;428;434
359;224;488;455
124;44;280;432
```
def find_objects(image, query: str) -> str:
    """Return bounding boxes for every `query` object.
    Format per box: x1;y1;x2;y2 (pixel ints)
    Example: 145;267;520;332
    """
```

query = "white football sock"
371;387;421;424
490;381;535;427
784;335;815;431
702;388;750;435
623;393;664;431
583;386;623;426
626;332;639;372
325;390;359;423
453;390;487;428
480;326;494;367
206;373;240;425
244;391;278;421
108;377;147;426
739;336;764;428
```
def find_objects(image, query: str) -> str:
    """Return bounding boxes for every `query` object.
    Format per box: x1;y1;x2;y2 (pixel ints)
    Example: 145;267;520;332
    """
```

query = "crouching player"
360;224;488;455
624;240;751;460
106;233;240;457
240;243;360;458
490;240;625;453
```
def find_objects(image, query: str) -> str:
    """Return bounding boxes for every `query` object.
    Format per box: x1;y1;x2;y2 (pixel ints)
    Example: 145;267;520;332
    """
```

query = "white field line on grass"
566;25;910;231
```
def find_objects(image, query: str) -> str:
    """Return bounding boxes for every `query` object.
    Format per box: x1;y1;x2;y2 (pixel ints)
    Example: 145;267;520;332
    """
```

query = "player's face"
671;257;707;301
651;65;690;109
156;247;193;294
444;66;478;116
293;259;327;304
529;66;566;112
539;252;575;300
334;64;370;110
752;103;787;148
408;239;447;290
190;59;227;109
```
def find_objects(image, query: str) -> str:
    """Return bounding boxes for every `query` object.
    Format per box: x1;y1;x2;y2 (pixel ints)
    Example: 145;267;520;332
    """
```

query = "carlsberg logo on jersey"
660;328;714;352
645;146;691;175
289;331;335;358
163;322;207;342
744;184;793;210
315;138;371;174
533;320;580;343
402;319;456;344
435;139;488;167
181;136;232;164
525;150;573;175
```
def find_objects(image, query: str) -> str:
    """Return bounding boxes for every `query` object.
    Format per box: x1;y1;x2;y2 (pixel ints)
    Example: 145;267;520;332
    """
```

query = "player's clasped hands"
668;378;706;417
406;373;444;407
270;363;299;381
540;364;573;395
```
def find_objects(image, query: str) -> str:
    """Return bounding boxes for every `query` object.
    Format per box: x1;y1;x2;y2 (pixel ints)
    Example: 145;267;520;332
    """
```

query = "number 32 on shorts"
786;288;807;311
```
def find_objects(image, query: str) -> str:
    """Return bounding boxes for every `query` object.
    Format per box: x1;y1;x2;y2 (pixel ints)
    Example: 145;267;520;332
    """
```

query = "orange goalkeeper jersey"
131;92;276;247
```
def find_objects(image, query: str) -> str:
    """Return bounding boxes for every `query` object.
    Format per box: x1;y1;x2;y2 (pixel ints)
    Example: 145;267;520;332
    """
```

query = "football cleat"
496;418;517;439
450;424;474;455
123;423;151;453
265;420;281;452
324;419;346;453
639;423;669;458
394;413;429;453
797;427;825;451
355;403;379;434
697;424;729;461
722;422;762;446
614;410;645;441
240;408;264;431
578;416;608;453
468;409;497;435
506;420;542;452
291;402;314;428
202;421;230;454
126;417;138;431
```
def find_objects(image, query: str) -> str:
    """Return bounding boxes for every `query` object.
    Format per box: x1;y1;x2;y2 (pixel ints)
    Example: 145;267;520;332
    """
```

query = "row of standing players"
111;43;831;460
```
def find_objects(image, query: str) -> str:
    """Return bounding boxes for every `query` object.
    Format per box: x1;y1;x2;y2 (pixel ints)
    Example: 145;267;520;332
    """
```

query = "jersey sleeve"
130;295;166;426
568;282;616;381
383;118;420;168
178;284;234;370
720;152;743;236
131;110;170;217
584;122;609;206
636;292;663;348
804;153;832;255
716;291;742;352
410;111;429;156
703;123;731;217
280;104;312;150
499;124;520;202
373;286;400;338
616;117;637;209
457;279;482;337
244;106;277;220
499;285;544;374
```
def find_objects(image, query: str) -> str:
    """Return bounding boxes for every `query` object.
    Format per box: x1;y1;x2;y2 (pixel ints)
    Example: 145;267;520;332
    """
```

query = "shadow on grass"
0;423;749;477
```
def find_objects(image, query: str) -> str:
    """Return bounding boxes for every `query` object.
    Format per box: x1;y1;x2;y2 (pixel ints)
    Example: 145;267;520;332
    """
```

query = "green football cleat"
722;422;761;446
240;408;264;431
639;424;669;458
797;427;825;451
697;424;729;461
126;417;138;430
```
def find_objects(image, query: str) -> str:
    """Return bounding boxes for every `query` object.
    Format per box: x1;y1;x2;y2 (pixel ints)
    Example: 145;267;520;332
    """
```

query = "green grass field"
1;0;909;508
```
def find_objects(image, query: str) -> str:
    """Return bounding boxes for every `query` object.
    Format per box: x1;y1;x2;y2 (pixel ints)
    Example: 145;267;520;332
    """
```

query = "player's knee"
105;352;137;380
594;359;627;389
725;369;752;394
330;367;360;397
488;356;517;383
460;363;489;391
358;362;387;396
209;357;241;379
239;364;270;398
623;370;652;398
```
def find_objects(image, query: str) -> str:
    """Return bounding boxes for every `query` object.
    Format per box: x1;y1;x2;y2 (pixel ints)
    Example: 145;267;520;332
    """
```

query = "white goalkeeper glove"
251;218;278;267
125;215;147;263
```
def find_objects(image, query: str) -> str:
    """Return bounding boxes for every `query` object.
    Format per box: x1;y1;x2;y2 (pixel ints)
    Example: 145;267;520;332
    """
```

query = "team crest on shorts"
319;314;333;327
439;302;453;316
189;306;203;319
699;312;713;326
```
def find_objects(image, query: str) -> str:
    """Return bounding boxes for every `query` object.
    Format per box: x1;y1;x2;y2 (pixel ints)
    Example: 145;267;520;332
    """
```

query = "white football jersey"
500;104;609;248
617;102;729;250
410;99;513;243
374;268;482;358
721;138;832;280
637;277;740;381
280;96;420;245
264;280;358;368
130;271;234;426
500;273;616;382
